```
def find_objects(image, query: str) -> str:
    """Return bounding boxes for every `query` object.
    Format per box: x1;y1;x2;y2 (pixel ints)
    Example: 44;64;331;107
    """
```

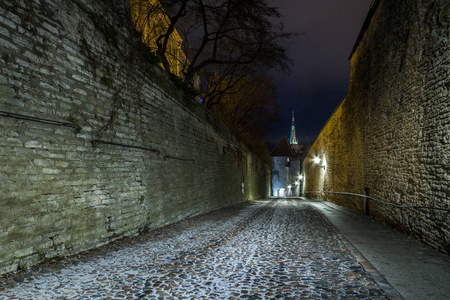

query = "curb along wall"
0;0;270;275
303;0;450;253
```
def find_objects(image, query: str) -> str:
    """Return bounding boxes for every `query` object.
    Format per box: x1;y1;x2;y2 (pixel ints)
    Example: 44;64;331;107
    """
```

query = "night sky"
266;0;373;149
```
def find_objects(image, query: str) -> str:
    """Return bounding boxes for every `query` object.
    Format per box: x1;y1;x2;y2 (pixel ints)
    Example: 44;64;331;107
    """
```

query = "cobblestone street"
0;199;386;299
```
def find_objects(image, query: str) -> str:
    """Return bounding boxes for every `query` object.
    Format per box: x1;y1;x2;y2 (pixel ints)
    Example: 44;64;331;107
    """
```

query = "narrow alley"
1;1;449;299
4;198;446;299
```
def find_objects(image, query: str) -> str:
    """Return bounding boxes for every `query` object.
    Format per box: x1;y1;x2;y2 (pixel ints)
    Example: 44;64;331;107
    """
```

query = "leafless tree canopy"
210;75;280;136
132;0;294;106
132;0;294;161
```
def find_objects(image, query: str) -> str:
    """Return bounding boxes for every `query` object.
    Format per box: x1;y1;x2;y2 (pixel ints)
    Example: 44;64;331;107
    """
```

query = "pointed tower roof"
289;111;298;145
271;136;293;157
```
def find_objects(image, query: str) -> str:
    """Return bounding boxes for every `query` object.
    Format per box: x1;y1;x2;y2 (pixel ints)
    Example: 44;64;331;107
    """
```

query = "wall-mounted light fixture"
314;157;326;170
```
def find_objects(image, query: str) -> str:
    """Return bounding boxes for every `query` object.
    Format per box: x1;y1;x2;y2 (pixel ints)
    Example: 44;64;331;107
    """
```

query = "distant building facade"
271;112;303;197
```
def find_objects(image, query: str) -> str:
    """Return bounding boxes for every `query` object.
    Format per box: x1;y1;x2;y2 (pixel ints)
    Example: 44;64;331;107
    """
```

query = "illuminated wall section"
130;0;186;77
302;0;450;253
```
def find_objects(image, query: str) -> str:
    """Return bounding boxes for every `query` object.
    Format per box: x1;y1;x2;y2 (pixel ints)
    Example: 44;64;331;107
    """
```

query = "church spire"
289;111;298;145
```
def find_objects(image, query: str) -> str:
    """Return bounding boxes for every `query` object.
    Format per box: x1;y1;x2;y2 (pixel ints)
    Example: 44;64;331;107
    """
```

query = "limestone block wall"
303;0;450;253
0;0;270;275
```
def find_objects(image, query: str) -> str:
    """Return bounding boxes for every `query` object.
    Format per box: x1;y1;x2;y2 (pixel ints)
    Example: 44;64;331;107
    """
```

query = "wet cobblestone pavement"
0;199;387;299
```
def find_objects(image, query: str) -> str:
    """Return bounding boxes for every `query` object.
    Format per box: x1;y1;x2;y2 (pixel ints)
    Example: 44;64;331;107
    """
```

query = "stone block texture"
303;0;450;253
0;0;270;275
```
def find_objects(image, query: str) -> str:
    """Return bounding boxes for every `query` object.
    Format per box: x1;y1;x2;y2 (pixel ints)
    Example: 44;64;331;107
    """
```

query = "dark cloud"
266;0;372;148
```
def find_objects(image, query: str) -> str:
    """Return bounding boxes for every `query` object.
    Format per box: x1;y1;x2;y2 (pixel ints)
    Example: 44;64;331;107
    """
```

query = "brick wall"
303;0;450;253
0;0;270;275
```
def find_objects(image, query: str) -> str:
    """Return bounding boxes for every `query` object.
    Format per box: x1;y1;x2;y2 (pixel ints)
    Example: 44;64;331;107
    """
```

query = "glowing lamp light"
298;175;303;180
314;157;326;170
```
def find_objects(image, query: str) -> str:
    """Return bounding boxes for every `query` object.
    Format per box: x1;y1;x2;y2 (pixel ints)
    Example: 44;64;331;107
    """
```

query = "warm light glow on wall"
130;0;186;77
314;157;321;164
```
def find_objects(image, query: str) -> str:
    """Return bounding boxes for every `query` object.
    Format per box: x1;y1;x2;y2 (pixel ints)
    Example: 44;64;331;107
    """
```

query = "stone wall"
303;0;450;253
0;0;270;275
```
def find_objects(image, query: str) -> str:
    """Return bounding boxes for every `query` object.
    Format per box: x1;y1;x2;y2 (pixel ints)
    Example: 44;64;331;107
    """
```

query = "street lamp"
314;157;326;170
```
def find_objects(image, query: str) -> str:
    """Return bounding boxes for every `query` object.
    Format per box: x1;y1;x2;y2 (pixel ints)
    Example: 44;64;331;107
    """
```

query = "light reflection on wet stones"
0;199;386;299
